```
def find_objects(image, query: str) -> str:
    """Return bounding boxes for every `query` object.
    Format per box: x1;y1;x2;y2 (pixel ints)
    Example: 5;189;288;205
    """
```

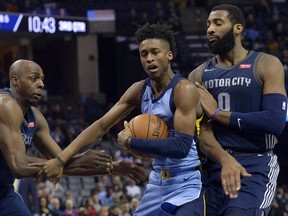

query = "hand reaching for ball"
117;121;132;150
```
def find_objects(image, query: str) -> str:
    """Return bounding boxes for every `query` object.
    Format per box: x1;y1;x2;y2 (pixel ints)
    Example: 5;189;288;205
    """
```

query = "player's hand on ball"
111;160;148;183
117;121;132;150
221;155;251;199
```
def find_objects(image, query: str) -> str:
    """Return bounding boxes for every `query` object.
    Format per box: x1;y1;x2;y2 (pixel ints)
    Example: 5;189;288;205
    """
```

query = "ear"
167;51;173;61
11;75;18;86
234;24;243;35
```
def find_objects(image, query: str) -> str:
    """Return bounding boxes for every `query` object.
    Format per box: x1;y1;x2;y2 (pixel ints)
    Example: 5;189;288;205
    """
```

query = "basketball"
128;114;169;159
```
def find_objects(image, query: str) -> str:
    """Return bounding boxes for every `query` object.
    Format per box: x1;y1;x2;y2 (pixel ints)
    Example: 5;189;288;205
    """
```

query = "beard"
208;28;235;55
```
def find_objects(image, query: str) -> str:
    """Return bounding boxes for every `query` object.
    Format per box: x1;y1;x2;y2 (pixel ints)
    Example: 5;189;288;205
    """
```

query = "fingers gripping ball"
128;114;169;159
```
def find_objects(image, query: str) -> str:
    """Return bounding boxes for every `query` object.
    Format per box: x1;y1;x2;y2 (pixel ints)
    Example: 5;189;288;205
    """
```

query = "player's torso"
140;73;200;171
202;51;277;152
0;88;38;188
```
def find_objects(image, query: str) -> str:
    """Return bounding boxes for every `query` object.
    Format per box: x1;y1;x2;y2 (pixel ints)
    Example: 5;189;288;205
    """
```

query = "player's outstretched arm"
31;81;143;181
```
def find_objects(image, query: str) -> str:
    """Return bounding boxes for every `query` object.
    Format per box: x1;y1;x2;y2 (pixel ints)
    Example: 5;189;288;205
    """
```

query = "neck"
216;47;249;67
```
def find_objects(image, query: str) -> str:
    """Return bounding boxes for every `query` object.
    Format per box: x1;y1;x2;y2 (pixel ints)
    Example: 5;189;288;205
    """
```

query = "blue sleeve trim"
130;132;194;159
230;93;287;136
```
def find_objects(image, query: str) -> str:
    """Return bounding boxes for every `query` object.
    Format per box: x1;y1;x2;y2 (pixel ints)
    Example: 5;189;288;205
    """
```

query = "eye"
30;76;37;82
140;51;148;57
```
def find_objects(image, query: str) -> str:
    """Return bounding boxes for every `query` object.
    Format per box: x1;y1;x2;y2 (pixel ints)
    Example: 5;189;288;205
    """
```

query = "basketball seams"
130;118;136;137
128;113;169;139
146;114;151;139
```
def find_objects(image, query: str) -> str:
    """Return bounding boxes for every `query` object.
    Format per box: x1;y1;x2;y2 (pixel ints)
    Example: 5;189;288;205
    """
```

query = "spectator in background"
39;196;51;216
129;198;139;215
124;179;141;200
49;197;62;216
62;199;78;216
121;201;131;216
127;8;139;35
99;186;114;206
109;204;121;216
91;193;102;213
84;197;98;216
98;206;109;216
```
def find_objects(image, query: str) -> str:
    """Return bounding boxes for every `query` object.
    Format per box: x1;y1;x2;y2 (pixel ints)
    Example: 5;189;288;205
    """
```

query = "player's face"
206;10;235;55
15;64;45;106
139;38;173;81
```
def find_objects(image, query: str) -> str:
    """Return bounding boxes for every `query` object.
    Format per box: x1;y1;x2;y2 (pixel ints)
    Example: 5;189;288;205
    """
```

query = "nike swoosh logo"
237;118;241;130
184;176;190;181
204;68;215;72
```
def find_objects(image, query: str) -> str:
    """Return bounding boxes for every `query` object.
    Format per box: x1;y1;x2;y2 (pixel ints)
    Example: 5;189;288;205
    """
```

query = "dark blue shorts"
0;186;32;216
203;153;279;216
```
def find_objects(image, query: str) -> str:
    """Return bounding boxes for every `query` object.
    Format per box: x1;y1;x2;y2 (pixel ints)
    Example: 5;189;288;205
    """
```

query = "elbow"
268;117;286;137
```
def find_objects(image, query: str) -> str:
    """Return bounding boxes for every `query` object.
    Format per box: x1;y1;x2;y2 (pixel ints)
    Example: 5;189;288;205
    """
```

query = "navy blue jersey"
0;88;38;190
202;51;277;152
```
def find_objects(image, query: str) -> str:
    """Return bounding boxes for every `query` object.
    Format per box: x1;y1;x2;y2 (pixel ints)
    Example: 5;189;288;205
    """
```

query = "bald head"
9;59;41;79
9;59;43;87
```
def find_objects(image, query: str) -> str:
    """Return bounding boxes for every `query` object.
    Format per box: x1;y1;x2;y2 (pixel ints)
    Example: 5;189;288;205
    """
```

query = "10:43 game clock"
0;13;88;35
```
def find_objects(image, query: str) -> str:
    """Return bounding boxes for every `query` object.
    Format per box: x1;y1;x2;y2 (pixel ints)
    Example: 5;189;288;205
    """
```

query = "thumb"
124;121;129;129
240;168;252;177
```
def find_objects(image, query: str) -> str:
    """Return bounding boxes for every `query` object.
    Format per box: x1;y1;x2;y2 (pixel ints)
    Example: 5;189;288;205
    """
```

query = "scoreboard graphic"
0;13;88;34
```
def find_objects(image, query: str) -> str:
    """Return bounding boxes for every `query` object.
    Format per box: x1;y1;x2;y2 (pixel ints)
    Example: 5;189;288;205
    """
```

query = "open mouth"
33;93;42;100
147;65;158;72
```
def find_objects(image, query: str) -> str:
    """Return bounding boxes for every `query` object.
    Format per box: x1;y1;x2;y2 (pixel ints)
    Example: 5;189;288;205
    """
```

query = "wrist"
208;108;221;122
56;155;66;167
124;136;132;150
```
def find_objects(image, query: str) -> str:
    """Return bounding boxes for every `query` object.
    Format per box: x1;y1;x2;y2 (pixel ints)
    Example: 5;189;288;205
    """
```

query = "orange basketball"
128;114;169;159
129;114;169;139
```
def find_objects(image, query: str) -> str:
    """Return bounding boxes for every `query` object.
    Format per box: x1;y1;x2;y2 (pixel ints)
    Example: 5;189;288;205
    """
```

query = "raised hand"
111;160;148;183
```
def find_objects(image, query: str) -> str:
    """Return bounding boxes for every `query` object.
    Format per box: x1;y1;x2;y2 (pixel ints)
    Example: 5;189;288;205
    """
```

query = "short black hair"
211;4;245;30
135;23;177;57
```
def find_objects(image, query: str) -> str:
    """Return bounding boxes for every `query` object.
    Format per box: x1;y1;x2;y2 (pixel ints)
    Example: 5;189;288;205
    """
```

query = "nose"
207;24;215;35
38;79;44;88
146;53;154;62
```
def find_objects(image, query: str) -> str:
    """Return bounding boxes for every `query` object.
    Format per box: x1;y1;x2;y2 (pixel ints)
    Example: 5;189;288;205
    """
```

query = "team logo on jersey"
28;122;35;128
239;64;252;69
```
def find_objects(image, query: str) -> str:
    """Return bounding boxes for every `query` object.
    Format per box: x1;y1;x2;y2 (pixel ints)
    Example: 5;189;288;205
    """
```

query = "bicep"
259;55;287;96
0;108;27;172
174;82;200;136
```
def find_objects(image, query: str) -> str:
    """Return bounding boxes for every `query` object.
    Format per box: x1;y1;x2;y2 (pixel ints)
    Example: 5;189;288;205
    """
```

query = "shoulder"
175;78;199;98
188;62;207;83
0;94;23;121
256;52;284;76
